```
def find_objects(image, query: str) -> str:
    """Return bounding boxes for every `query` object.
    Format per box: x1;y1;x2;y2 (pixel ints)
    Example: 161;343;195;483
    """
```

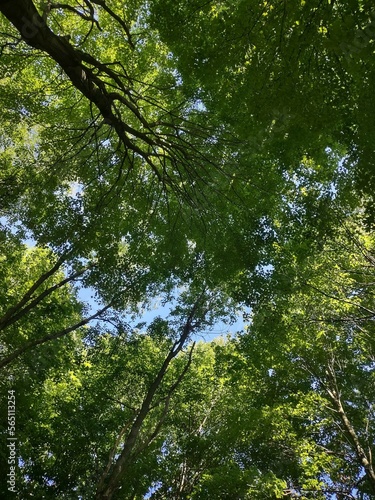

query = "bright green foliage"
0;0;347;306
234;212;375;497
0;231;83;370
2;308;226;498
1;216;375;498
0;235;85;497
14;331;174;498
142;214;375;498
0;1;375;499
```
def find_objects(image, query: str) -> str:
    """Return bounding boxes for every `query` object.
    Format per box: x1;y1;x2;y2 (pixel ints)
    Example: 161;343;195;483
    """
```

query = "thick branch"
0;0;222;206
0;0;138;150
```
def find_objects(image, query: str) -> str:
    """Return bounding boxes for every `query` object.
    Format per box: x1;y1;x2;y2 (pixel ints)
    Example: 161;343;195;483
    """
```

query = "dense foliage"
0;1;374;498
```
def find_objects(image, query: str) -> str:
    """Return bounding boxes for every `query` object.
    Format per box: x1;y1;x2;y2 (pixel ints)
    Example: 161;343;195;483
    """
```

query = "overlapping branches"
95;293;207;499
0;0;229;208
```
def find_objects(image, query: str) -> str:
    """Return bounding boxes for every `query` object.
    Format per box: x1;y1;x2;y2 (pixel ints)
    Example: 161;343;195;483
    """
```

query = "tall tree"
1;2;374;499
0;0;287;313
234;211;375;498
151;0;375;199
3;284;233;499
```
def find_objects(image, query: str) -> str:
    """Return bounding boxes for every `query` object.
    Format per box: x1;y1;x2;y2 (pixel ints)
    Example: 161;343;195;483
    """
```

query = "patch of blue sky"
2;212;249;340
0;215;37;247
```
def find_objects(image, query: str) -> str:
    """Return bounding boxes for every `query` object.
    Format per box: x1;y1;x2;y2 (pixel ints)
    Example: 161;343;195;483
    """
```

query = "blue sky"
77;284;248;341
1;213;248;341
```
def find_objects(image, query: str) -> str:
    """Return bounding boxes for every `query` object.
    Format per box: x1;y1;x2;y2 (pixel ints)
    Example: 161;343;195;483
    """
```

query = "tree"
145;338;289;500
151;0;375;199
2;213;375;499
234;211;375;498
0;231;85;369
3;285;234;499
1;2;374;499
0;226;123;371
0;233;88;497
143;213;375;499
1;1;356;340
0;0;290;330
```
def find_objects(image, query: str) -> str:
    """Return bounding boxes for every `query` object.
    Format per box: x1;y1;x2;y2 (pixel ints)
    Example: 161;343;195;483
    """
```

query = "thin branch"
0;263;93;331
0;251;68;330
304;281;375;317
0;301;114;369
89;0;134;48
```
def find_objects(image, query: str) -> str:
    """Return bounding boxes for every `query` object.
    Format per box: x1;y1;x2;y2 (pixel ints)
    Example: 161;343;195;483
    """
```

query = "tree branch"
95;296;205;499
0;301;113;369
0;251;68;330
325;360;375;492
0;263;93;331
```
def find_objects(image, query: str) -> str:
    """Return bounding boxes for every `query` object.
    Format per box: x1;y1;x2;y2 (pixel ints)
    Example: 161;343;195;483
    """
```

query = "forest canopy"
0;1;374;498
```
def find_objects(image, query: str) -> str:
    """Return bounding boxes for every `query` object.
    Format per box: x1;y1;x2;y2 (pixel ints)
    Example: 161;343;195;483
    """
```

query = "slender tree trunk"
333;395;375;491
95;299;203;499
325;364;375;493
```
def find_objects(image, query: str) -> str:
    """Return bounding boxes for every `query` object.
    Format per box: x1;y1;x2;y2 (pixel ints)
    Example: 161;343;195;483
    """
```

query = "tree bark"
95;299;203;499
325;366;375;493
